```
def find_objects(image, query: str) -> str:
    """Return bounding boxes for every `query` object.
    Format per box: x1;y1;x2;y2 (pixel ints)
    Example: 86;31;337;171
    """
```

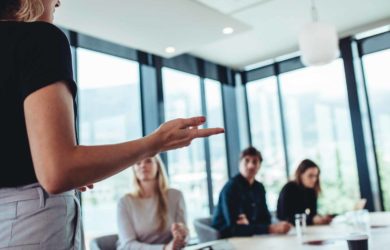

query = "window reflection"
77;48;142;244
204;79;228;205
162;68;208;236
362;49;390;210
246;76;286;210
279;59;360;214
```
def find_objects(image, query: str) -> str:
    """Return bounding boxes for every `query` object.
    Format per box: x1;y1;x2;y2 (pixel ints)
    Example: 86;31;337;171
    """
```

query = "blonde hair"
0;0;44;22
131;155;169;232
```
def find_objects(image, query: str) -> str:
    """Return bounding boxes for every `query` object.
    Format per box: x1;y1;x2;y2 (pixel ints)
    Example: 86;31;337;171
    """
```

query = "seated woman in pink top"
117;156;188;250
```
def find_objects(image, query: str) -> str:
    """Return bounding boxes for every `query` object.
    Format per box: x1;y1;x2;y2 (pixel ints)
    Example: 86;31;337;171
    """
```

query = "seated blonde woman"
117;156;188;250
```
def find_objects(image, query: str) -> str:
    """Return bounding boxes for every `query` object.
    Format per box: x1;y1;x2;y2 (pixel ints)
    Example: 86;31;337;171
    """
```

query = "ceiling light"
299;0;339;66
223;27;234;35
165;46;176;54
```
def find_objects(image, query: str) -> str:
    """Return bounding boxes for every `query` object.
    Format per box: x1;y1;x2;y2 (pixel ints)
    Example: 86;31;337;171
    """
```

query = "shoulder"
167;188;184;202
118;193;137;207
221;176;241;195
20;22;70;50
24;22;67;38
167;188;183;197
281;181;300;193
254;181;266;193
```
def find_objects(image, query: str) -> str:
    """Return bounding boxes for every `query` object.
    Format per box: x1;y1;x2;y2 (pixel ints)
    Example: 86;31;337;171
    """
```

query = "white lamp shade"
299;22;340;66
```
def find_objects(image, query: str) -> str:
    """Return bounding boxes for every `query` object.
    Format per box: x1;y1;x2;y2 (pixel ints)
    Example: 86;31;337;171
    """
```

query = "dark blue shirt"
212;174;271;238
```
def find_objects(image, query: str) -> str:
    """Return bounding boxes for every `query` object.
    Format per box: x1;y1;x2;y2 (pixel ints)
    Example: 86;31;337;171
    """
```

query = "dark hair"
295;159;321;196
240;146;263;163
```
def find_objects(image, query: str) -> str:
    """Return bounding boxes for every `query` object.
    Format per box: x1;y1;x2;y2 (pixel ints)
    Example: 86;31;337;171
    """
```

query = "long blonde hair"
131;155;169;232
0;0;44;22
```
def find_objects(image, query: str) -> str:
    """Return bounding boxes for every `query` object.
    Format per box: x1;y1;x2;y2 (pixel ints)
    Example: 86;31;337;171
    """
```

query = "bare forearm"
25;82;223;194
69;137;156;187
42;135;158;194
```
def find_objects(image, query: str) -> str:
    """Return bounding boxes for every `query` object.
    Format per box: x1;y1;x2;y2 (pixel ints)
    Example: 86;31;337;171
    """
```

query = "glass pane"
77;48;142;244
279;59;360;214
204;79;228;206
162;68;207;236
246;76;286;210
362;49;390;210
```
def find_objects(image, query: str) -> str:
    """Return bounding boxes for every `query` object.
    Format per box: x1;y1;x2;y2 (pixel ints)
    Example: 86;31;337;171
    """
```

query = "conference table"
185;212;390;250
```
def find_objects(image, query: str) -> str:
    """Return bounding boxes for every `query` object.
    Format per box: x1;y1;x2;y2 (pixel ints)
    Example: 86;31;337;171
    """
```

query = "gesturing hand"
150;116;224;153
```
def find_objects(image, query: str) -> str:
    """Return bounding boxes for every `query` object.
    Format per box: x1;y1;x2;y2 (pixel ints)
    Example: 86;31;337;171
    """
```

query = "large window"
362;49;390;210
204;79;228;205
246;76;287;210
279;59;360;214
77;48;142;244
162;68;208;236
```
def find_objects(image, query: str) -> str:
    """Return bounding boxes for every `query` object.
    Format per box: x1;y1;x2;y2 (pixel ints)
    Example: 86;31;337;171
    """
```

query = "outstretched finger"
192;127;224;138
179;116;206;129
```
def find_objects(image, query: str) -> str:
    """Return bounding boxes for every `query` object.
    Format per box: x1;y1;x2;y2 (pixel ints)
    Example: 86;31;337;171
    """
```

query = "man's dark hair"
240;146;263;163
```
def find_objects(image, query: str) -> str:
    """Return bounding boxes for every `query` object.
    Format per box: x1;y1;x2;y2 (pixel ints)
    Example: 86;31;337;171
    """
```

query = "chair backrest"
89;234;118;250
193;217;220;243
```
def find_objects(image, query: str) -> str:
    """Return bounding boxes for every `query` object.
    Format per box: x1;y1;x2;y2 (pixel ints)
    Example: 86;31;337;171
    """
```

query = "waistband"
0;183;75;205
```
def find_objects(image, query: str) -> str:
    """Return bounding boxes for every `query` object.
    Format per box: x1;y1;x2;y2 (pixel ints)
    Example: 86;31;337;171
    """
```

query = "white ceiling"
54;0;250;58
55;0;390;69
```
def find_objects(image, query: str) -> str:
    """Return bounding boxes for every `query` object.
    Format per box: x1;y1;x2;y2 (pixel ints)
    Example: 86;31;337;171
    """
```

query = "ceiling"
55;0;390;69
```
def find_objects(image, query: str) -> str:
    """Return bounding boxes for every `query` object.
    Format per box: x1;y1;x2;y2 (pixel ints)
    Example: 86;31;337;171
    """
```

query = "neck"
248;177;255;185
241;174;255;185
140;180;157;198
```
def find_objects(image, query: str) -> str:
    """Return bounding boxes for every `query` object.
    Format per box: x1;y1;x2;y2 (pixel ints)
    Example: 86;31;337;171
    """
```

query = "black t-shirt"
276;181;318;225
0;21;77;188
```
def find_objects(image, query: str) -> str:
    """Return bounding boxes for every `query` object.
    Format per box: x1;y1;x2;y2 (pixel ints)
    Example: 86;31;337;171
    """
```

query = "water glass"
346;209;370;235
295;213;307;243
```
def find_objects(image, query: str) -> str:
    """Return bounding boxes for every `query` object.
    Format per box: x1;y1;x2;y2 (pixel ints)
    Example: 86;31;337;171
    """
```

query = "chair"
90;234;118;250
193;217;220;243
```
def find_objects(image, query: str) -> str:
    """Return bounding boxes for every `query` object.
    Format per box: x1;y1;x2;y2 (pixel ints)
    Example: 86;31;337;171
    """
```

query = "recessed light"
165;46;176;54
223;27;234;34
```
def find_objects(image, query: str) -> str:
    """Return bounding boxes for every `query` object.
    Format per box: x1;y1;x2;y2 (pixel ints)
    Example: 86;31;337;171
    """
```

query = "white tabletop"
186;212;390;250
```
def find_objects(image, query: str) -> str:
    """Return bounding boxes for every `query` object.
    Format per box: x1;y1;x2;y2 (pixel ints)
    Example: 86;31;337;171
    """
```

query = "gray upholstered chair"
193;217;220;243
89;234;118;250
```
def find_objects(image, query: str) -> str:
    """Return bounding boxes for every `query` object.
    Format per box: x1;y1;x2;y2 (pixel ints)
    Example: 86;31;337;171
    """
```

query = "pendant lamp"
299;0;339;66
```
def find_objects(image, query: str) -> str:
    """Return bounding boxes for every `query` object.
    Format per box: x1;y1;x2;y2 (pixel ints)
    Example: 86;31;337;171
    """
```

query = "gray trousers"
0;183;84;250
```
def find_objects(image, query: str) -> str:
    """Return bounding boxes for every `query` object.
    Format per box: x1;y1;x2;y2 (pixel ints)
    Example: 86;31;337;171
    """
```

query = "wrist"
268;225;273;234
143;133;160;158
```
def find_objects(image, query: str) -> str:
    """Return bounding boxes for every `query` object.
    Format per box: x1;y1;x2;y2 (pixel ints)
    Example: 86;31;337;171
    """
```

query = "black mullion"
241;72;253;146
356;42;385;211
197;59;214;215
274;63;290;178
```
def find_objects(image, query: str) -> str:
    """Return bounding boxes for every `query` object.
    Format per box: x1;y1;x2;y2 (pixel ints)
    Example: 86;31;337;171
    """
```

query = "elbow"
35;162;72;195
41;180;67;195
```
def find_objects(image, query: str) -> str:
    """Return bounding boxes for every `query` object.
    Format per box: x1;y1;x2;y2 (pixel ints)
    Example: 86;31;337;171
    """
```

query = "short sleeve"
18;22;77;100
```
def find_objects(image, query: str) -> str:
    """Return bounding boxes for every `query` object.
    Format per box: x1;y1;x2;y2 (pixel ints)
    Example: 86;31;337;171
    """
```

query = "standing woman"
276;159;333;225
117;156;188;250
0;1;223;249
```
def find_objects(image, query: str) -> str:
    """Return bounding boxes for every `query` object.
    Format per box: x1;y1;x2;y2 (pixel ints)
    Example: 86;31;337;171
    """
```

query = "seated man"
212;146;291;238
